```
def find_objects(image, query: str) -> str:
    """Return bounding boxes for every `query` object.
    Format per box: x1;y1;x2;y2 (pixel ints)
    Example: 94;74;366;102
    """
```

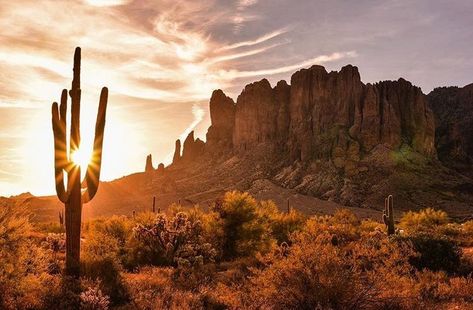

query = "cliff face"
206;90;235;155
194;65;435;175
428;84;473;176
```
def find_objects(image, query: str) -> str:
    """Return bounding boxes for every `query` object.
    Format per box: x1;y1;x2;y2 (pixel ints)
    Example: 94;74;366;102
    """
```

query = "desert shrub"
399;233;462;274
258;200;305;244
125;267;203;309
236;227;416;310
81;256;129;306
400;208;449;234
35;221;65;234
211;191;274;260
133;211;217;268
0;206;56;309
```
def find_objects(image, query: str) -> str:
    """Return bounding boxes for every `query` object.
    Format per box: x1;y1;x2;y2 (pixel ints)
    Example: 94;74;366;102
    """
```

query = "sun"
70;148;91;169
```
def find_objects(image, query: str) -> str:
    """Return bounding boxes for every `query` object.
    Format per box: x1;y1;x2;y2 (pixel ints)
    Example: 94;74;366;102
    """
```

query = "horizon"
1;0;473;196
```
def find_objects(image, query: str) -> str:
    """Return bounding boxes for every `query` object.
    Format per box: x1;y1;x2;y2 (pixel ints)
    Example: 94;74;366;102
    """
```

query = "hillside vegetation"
2;192;473;309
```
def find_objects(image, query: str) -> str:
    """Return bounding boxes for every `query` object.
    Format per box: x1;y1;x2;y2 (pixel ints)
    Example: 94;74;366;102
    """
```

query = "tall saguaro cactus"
382;194;395;235
51;47;108;276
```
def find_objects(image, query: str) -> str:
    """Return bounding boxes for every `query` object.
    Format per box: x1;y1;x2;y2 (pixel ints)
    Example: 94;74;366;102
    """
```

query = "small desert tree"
212;191;273;260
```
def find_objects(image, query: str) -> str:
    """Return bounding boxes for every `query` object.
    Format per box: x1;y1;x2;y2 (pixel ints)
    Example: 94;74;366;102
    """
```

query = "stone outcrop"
161;64;436;175
232;79;291;153
428;84;473;176
172;139;181;165
206;90;235;155
145;154;154;172
181;131;205;163
157;163;165;174
286;65;435;172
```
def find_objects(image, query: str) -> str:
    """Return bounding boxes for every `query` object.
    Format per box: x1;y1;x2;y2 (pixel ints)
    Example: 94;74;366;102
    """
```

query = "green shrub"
400;208;449;234
211;191;274;260
0;206;54;309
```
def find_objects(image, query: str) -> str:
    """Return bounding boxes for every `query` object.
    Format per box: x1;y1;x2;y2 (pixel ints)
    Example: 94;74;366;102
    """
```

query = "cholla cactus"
382;195;395;235
133;212;216;266
80;284;110;310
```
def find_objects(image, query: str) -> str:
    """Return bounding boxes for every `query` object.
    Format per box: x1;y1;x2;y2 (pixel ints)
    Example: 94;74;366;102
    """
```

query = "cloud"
217;51;358;79
219;28;290;51
84;0;131;6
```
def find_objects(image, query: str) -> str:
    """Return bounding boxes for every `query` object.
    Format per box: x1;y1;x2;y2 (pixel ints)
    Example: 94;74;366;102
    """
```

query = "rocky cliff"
177;65;436;174
141;64;473;212
428;83;473;177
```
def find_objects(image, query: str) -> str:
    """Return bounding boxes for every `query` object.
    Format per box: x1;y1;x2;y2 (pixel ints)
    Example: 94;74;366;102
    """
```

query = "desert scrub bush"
43;233;66;274
211;191;274;260
133;211;217;268
397;233;462;274
258;200;305;244
0;206;56;309
242;228;417;310
124;267;204;309
400;208;449;234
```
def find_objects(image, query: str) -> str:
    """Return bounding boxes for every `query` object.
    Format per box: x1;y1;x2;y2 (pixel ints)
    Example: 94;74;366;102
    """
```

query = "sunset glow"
0;0;472;196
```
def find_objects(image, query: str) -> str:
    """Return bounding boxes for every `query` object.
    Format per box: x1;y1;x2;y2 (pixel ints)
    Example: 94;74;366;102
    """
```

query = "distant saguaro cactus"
59;210;64;227
382;195;395;235
152;196;156;213
51;47;108;276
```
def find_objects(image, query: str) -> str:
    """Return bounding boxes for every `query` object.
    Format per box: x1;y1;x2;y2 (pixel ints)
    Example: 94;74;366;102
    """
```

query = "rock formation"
181;131;205;163
206;90;235;155
145;154;154;172
428;83;473;176
186;65;434;175
172;139;181;165
157;163;165;174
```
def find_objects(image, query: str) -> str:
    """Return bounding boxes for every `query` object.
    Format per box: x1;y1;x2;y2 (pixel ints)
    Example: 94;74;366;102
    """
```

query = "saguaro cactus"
59;210;64;227
51;47;108;276
382;194;395;235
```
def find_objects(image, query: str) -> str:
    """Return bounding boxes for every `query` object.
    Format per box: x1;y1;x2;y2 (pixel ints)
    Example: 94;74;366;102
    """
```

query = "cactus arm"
82;87;108;203
52;100;68;203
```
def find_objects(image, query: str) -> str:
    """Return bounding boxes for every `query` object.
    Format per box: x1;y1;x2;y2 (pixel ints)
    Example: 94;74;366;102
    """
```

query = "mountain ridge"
8;64;473;222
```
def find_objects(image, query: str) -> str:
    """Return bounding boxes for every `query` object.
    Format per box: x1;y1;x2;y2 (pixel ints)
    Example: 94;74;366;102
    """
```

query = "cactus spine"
51;47;108;276
382;194;395;235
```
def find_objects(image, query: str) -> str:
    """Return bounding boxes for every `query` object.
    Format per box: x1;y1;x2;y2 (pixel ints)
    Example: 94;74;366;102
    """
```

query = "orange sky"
1;0;472;196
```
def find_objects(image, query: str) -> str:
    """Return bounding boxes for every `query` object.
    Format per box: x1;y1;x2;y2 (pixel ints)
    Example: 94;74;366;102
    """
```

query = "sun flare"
70;148;91;169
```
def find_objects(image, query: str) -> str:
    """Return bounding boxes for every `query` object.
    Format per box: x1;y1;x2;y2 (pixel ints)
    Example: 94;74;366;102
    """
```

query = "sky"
0;0;472;196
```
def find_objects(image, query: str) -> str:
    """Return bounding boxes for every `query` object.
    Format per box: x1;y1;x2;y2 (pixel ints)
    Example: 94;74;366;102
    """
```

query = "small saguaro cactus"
51;47;108;276
59;210;64;227
382;194;395;235
152;196;156;213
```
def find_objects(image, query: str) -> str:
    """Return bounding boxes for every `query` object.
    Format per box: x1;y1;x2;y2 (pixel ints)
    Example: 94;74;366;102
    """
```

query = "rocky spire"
172;139;181;165
145;154;154;172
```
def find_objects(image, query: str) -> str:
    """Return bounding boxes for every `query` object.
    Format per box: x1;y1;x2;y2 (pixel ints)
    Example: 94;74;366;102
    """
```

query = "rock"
172;139;181;165
145;154;154;172
169;64;436;175
182;131;205;163
157;163;165;173
428;83;473;176
206;90;235;155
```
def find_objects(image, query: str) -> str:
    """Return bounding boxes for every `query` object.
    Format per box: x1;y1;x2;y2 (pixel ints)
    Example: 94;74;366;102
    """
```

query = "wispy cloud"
217;51;358;79
219;27;290;51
